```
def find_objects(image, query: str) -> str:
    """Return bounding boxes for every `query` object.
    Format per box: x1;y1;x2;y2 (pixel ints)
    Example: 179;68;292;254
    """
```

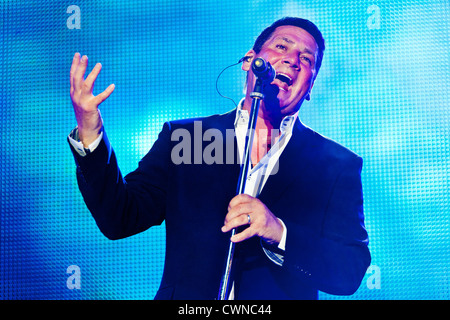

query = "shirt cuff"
277;218;287;251
261;218;287;266
68;126;104;157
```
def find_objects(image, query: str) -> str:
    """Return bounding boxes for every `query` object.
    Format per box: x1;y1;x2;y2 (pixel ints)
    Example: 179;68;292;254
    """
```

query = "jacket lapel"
211;108;242;192
258;119;316;209
209;111;318;211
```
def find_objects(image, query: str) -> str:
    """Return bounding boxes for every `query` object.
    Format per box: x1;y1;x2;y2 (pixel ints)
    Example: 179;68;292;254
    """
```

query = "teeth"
275;72;293;86
278;73;292;82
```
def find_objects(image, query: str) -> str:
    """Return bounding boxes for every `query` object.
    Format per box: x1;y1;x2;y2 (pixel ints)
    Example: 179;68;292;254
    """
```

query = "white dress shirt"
233;99;298;266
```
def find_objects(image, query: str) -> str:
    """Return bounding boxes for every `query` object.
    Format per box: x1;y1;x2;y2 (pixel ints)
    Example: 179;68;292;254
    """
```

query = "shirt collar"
234;98;299;135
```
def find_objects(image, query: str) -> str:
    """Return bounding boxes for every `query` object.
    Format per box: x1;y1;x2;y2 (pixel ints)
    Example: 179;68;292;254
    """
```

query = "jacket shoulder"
167;109;236;130
299;121;362;165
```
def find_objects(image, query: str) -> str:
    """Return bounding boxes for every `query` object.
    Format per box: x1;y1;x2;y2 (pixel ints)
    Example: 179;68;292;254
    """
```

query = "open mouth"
274;73;293;92
275;73;293;86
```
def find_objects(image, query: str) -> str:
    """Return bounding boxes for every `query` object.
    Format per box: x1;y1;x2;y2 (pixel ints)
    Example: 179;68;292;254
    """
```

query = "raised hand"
70;53;115;147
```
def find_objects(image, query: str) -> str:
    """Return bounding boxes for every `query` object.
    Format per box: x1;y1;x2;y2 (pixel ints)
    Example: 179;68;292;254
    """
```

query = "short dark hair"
253;17;325;75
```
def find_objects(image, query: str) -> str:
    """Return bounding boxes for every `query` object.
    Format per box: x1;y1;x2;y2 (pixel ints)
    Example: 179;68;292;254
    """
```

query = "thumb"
96;83;115;105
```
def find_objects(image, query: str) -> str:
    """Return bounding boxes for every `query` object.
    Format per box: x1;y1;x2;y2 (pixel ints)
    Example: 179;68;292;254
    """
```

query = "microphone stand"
217;77;265;300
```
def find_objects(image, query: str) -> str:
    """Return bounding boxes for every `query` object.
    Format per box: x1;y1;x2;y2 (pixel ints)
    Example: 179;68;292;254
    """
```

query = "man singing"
68;17;370;299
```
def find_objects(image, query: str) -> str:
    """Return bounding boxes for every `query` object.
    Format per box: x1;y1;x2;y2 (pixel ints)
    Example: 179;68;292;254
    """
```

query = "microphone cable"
215;56;250;108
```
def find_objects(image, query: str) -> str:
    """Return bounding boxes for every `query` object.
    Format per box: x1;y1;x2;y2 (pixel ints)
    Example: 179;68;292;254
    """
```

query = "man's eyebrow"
280;36;295;44
302;47;316;56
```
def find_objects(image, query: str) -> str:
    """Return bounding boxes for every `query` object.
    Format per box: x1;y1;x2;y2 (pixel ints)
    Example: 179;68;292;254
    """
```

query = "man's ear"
241;50;255;72
305;81;315;101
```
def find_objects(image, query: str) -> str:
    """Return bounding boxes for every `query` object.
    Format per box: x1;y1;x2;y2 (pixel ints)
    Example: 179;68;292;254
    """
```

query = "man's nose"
282;53;299;69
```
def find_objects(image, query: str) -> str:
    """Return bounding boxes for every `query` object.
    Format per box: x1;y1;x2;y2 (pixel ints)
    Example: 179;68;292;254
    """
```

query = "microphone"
251;58;276;83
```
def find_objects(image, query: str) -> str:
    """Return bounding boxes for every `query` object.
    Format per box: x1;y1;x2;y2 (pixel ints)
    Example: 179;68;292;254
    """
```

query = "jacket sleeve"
282;156;371;295
68;122;172;240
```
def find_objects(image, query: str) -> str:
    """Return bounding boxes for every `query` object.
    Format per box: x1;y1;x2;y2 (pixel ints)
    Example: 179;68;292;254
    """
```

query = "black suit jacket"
69;109;370;299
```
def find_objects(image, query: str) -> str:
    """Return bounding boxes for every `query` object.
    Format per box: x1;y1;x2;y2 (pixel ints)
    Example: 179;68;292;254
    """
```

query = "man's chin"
278;100;302;116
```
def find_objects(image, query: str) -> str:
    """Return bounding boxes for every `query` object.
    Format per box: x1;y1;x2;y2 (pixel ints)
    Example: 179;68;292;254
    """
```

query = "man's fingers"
73;55;88;91
222;194;281;244
227;193;253;210
230;226;255;243
221;212;250;233
83;63;102;93
70;52;81;93
224;203;252;225
223;194;258;232
95;83;115;105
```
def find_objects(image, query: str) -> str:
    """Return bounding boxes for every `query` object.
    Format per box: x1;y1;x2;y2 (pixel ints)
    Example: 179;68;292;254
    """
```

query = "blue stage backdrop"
1;0;449;300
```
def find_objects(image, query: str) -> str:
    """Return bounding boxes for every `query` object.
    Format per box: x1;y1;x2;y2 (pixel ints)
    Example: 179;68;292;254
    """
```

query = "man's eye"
301;56;312;66
276;44;287;50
